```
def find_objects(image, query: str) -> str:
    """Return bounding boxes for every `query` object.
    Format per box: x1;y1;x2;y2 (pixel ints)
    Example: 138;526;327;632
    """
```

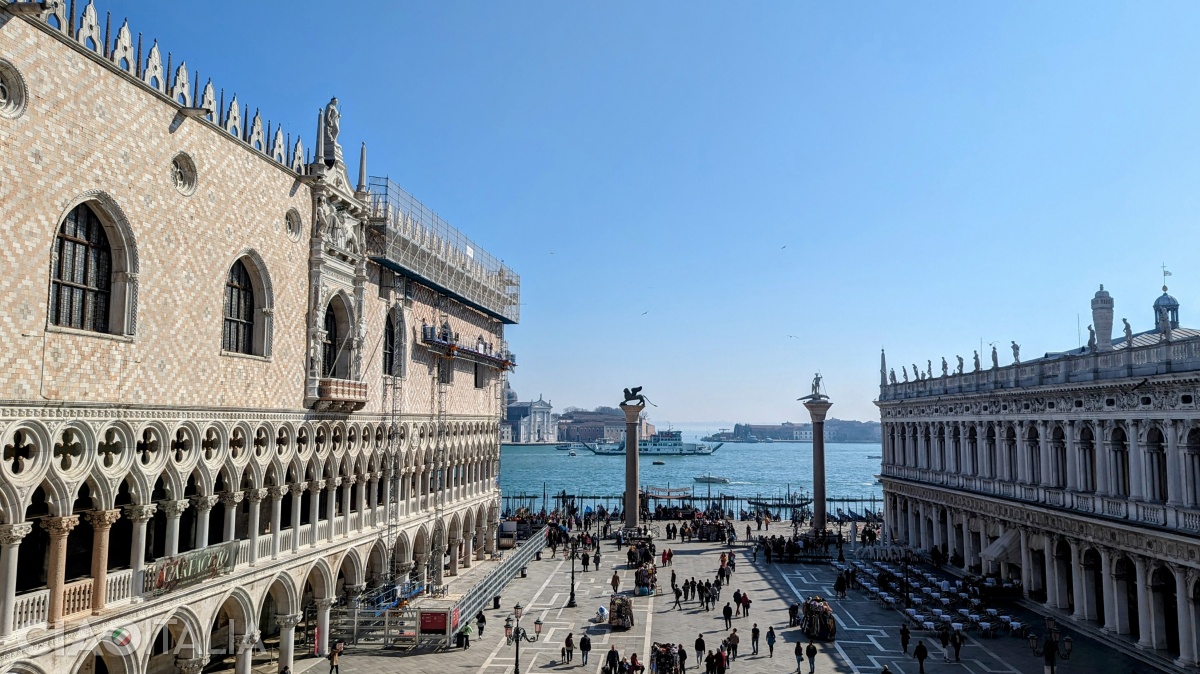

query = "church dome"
1154;288;1179;310
1153;285;1181;330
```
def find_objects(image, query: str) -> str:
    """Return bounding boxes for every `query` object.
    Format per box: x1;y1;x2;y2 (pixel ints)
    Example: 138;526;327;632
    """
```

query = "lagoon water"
499;434;883;511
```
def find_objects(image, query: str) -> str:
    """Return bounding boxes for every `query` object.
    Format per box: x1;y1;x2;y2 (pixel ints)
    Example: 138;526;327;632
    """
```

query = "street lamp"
902;548;914;609
567;536;579;608
1028;617;1073;674
504;602;543;674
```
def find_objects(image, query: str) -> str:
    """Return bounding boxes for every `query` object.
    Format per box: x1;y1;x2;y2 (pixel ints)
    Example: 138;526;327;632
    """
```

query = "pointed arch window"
383;313;397;377
323;306;337;377
223;260;255;354
50;204;112;332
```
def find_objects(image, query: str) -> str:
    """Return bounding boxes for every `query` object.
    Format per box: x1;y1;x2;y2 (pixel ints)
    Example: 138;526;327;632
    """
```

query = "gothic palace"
880;284;1200;667
0;2;520;673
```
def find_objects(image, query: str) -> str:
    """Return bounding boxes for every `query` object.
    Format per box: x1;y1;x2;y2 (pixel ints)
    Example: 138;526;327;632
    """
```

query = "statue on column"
323;97;344;167
810;373;822;397
1011;341;1021;364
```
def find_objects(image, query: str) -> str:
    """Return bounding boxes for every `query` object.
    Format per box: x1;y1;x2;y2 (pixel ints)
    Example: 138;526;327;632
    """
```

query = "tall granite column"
620;403;644;532
803;397;833;532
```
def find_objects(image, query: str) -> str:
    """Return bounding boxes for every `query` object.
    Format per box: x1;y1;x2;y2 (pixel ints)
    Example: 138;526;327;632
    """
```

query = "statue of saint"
912;364;919;381
1123;318;1133;345
888;369;897;385
973;351;981;372
941;357;948;376
323;97;344;166
1087;325;1096;350
902;366;909;382
927;360;933;378
1011;341;1021;364
991;345;999;369
811;373;822;397
955;355;964;374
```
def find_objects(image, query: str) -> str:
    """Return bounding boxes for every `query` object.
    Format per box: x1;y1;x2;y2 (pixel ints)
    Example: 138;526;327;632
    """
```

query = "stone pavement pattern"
283;539;1155;674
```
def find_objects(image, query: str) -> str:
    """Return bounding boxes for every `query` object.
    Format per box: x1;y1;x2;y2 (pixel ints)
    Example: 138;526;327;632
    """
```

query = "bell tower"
1091;285;1113;351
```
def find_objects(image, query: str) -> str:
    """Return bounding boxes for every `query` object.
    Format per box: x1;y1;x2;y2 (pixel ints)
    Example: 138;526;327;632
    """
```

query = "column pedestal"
803;397;833;532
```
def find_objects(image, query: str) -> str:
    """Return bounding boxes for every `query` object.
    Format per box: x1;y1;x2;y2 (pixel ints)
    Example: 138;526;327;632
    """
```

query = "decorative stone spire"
880;348;887;387
314;108;325;167
355;142;368;197
1091;284;1114;351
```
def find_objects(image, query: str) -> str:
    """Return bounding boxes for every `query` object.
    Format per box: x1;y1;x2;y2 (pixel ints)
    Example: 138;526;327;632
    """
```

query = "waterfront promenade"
284;537;1153;674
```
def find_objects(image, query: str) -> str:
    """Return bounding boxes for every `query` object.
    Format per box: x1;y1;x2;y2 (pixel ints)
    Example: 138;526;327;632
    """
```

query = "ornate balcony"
316;378;368;412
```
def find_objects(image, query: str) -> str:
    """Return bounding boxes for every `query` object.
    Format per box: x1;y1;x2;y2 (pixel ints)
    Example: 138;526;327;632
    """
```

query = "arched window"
322;306;337;377
383;315;396;376
50;203;111;332
222;260;255;354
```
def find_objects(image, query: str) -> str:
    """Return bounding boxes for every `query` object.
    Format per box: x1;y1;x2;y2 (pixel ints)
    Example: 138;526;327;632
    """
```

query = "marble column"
1175;566;1195;665
1069;539;1084;619
267;485;288;559
309;481;324;547
326;479;340;542
162;500;190;556
234;631;259;674
1044;536;1059;609
175;657;206;674
1019;527;1032;598
245;489;266;565
1038;421;1052;488
1168;421;1184;507
1100;547;1115;631
432;544;446;585
0;523;32;638
191;495;218;549
83;509;121;615
342;477;355;536
620;403;643;532
124;503;156;599
1017;423;1030;483
1135;556;1152;648
219;492;244;542
1129;421;1146;501
1096;421;1111;496
484;519;497;555
804;397;833;532
414;553;429;588
43;514;79;626
290;482;306;554
367;474;379;527
448;537;461;576
963;516;976;572
1065;422;1080;491
315;598;336;655
277;613;303;671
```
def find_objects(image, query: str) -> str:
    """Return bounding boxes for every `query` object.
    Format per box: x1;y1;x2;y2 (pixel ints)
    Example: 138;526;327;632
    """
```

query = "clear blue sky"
101;2;1200;423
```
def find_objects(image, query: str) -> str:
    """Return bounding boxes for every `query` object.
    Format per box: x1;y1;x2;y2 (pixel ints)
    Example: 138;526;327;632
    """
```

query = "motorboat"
694;475;730;484
652;460;665;465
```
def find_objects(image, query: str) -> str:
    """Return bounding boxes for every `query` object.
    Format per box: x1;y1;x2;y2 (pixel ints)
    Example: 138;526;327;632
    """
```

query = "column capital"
235;631;259;653
175;657;207;674
0;522;32;545
244;488;267;504
309;480;326;493
347;583;366;594
293;481;309;493
327;477;342;489
41;514;79;538
267;485;289;501
190;495;219;513
160;499;190;519
218;491;244;508
315;598;337;610
276;613;303;629
343;476;357;487
123;503;158;522
82;509;122;530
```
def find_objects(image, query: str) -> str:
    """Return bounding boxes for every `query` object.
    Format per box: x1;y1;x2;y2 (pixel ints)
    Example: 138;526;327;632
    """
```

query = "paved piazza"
288;538;1153;674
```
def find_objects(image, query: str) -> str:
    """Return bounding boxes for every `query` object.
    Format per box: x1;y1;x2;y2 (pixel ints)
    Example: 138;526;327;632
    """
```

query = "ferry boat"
556;442;588;452
694;475;730;484
588;430;722;456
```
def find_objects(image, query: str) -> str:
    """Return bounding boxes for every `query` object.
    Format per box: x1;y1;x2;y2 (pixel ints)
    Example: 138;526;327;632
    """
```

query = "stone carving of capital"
315;598;337;610
161;500;191;518
292;481;309;494
41;514;79;538
83;509;122;530
218;492;244;508
175;657;207;674
244;488;267;503
327;478;342;489
276;613;304;630
0;522;33;546
123;503;158;522
267;485;290;500
190;495;219;513
309;480;326;493
235;631;260;653
343;476;357;487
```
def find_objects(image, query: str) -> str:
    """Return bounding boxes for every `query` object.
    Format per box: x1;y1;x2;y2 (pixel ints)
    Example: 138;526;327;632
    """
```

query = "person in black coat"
580;634;592;665
606;645;621;674
913;640;928;674
695;634;706;663
899;624;911;655
722;602;734;629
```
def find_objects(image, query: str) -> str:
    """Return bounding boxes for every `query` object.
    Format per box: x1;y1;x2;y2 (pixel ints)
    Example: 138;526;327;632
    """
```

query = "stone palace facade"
879;284;1200;667
0;2;519;673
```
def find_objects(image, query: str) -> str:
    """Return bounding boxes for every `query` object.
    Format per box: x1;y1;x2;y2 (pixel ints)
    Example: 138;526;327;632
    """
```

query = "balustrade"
13;590;49;631
1183;510;1200;531
62;578;93;617
1045;489;1065;507
1072;494;1094;513
106;568;133;605
1103;498;1128;518
1137;503;1165;526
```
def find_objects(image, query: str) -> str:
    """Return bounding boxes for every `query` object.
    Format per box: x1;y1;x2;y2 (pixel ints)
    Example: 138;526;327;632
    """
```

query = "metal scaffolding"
367;176;520;324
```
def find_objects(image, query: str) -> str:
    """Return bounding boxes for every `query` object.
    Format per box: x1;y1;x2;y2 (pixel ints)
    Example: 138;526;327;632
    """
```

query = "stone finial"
143;41;164;92
356;142;368;195
170;60;191;106
110;20;134;72
76;1;101;52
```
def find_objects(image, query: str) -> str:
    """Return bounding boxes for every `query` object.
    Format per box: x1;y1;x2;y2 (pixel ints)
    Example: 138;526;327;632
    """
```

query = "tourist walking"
594;551;602;571
741;593;751;616
460;623;472;649
476;610;486;637
794;640;805;673
728;629;739;661
565;633;574;663
582;551;590;571
722;602;734;629
765;627;776;657
696;634;706;664
678;643;688;671
674;585;684;610
913;640;928;674
950;630;962;662
939;629;950;662
607;645;621;674
899;624;910;655
328;639;344;673
612;571;622;594
751;624;760;655
733;589;743;615
805;639;818;674
580;633;592;665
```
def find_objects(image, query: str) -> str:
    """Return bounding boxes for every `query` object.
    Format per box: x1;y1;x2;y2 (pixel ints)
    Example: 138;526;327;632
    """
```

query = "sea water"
499;436;883;510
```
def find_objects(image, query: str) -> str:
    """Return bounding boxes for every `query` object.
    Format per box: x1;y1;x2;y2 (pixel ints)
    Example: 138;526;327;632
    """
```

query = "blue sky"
99;2;1200;423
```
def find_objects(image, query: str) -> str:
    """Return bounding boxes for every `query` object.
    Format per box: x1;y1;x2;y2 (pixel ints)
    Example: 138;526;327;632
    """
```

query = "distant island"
702;419;881;444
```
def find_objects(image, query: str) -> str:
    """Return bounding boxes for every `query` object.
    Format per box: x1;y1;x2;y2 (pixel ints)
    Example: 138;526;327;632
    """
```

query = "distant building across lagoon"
703;420;882;443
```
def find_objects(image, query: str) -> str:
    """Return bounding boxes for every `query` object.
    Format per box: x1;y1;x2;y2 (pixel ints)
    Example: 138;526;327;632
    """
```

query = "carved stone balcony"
316;378;368;412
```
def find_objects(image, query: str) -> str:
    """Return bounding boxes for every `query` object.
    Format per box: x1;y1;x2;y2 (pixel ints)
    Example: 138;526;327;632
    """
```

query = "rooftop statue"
973;351;980;372
941;357;948;376
955;355;963;375
323;97;343;166
889;369;897;385
927;360;932;378
1011;341;1021;364
991;345;999;369
902;367;909;382
912;363;919;381
1123;318;1133;345
1087;325;1096;350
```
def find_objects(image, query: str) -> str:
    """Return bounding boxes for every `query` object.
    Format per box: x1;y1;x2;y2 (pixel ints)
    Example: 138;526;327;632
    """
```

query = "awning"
979;528;1021;565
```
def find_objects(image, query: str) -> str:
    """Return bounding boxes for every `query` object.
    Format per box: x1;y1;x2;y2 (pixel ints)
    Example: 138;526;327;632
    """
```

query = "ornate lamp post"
902;548;914;609
567;536;579;608
504;603;543;674
1028;617;1073;674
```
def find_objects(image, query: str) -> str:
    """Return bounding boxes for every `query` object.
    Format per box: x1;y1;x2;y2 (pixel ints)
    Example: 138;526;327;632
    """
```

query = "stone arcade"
0;2;519;673
880;284;1200;667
